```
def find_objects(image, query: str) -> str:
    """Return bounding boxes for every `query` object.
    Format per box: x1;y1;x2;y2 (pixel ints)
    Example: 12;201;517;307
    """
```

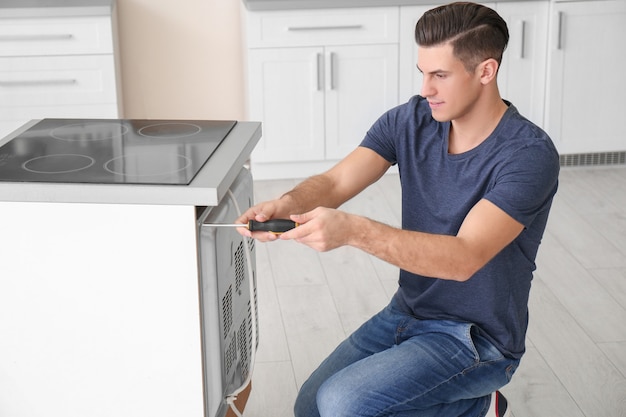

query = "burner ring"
23;154;95;174
103;154;193;177
51;122;128;142
137;122;202;139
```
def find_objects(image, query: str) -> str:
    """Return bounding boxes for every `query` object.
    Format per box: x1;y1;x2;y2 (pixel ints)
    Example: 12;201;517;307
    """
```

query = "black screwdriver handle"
248;219;297;234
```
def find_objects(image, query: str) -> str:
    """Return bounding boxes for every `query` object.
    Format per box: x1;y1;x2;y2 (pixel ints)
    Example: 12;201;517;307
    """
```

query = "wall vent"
560;151;626;167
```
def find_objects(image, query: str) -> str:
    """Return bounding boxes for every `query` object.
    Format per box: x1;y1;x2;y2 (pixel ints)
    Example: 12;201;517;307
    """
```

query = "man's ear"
478;58;499;85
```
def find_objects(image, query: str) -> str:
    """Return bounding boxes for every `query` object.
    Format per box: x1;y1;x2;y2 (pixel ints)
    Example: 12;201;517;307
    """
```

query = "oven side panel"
198;168;257;417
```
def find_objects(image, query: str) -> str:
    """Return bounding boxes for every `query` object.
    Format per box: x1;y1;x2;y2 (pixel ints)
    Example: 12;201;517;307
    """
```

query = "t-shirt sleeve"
360;108;400;165
485;140;560;228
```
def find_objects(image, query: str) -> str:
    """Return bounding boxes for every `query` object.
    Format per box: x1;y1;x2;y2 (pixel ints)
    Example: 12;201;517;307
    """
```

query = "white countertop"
0;120;262;206
0;0;114;18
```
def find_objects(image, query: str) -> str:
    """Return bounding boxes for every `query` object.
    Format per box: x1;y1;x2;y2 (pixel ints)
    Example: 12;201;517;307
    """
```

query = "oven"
197;167;258;417
0;117;260;417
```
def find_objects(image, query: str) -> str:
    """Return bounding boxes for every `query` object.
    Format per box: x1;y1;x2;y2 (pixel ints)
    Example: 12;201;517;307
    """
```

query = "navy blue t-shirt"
361;95;560;358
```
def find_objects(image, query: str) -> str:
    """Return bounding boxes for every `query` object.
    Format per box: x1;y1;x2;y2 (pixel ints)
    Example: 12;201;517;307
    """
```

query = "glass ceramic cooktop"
0;118;237;185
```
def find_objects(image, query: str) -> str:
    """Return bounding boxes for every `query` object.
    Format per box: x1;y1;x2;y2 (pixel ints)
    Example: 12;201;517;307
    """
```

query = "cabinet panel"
0;55;117;107
399;5;429;103
497;1;548;127
0;16;113;57
248;47;325;163
0;11;121;141
246;7;399;48
325;44;398;159
244;7;400;178
546;0;626;154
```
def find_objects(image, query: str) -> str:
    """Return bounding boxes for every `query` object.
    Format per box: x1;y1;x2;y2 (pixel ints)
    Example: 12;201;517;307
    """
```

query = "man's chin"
430;112;451;122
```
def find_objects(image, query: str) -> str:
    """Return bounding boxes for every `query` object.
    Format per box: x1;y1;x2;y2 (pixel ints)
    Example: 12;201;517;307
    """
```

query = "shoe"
487;391;511;417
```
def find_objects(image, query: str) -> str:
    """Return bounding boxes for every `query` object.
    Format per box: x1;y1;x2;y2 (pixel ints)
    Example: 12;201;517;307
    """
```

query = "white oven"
197;167;258;417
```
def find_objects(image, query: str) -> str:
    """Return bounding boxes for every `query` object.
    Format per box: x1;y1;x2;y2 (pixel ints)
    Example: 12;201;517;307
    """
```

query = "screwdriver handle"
248;219;297;234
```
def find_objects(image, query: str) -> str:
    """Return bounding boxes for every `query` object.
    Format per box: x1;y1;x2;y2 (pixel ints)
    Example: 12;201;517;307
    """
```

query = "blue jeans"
294;297;520;417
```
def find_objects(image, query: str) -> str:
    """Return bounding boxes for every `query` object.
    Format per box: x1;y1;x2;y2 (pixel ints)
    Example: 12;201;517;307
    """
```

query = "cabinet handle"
316;53;323;92
520;20;526;59
0;34;74;42
0;79;77;87
329;52;336;90
287;25;363;32
557;11;564;50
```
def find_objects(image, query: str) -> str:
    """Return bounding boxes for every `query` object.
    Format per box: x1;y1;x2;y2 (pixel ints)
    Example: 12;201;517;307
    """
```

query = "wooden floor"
241;165;626;417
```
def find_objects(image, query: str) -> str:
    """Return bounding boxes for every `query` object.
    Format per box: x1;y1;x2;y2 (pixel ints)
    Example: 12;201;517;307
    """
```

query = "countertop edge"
0;1;114;19
0;8;112;19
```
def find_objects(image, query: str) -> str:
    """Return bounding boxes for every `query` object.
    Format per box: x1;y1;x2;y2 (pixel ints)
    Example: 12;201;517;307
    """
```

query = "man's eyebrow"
416;64;449;75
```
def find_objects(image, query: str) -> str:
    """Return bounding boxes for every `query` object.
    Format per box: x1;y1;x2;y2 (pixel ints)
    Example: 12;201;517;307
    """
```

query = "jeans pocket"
469;326;504;363
505;362;519;382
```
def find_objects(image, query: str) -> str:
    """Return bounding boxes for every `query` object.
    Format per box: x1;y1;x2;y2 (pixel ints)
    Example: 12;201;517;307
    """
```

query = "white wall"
116;0;245;120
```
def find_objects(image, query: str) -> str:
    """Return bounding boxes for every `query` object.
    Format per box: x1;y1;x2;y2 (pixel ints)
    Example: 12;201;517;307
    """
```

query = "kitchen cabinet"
245;1;625;178
400;2;547;127
545;0;626;154
496;1;549;127
0;4;122;139
245;7;399;179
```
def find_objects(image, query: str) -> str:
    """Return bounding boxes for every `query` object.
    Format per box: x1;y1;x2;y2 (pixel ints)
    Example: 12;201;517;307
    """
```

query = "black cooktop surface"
0;118;237;185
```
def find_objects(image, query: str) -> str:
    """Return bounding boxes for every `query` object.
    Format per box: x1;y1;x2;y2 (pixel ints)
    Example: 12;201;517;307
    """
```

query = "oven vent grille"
234;242;245;294
238;315;251;380
222;285;233;340
560;151;626;167
225;336;237;377
253;277;259;349
247;237;255;254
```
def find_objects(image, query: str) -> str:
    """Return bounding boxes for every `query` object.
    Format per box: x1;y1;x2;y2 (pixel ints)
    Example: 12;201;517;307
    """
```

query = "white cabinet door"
546;0;626;154
325;44;398;160
248;44;397;164
248;47;325;163
245;7;399;178
497;1;549;127
399;5;431;103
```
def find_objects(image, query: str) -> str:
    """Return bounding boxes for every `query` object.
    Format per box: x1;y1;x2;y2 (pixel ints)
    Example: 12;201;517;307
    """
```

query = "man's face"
417;43;482;123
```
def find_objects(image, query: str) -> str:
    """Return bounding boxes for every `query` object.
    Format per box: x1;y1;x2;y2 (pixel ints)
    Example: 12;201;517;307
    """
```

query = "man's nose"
420;76;433;98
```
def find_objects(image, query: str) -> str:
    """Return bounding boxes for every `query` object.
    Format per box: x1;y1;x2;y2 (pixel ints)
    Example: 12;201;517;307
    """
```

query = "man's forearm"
279;174;346;215
277;147;391;217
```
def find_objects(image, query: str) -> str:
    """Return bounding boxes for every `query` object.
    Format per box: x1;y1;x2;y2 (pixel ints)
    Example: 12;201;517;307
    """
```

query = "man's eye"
436;73;447;79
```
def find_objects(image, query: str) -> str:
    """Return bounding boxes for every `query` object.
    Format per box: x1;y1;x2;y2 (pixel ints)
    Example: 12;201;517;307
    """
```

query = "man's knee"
316;378;361;417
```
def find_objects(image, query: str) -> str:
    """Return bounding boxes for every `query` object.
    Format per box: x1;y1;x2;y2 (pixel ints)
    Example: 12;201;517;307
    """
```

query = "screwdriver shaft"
204;219;297;234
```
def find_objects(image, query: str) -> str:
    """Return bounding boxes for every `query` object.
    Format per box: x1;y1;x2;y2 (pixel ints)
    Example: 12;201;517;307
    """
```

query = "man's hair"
415;2;509;73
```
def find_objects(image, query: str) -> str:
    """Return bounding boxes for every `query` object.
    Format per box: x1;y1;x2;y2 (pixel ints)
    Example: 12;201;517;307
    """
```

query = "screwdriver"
207;219;298;234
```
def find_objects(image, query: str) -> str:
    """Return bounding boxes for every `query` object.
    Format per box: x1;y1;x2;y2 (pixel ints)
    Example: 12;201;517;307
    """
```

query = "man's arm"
236;147;391;240
281;147;392;212
283;198;524;282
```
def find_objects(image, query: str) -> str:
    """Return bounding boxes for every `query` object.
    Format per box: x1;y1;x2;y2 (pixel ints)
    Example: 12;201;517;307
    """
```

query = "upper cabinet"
545;0;626;154
244;1;625;179
245;7;399;179
0;5;122;139
497;1;549;127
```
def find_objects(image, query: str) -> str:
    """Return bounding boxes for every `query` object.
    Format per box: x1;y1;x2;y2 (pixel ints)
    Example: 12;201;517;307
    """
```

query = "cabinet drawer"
0;55;118;107
0;16;113;57
246;7;399;48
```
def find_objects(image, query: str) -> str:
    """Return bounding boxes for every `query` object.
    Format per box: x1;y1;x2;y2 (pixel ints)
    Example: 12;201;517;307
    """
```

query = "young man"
237;2;559;416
